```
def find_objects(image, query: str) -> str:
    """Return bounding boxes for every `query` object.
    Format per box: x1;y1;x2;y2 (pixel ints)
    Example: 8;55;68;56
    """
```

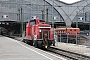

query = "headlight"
39;29;41;32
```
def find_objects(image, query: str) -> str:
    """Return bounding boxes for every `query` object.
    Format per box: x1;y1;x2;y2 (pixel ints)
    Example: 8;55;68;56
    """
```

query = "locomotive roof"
30;19;45;22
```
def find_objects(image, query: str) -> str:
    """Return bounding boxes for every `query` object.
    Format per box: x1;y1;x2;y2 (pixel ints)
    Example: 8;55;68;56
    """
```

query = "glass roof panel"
59;0;81;4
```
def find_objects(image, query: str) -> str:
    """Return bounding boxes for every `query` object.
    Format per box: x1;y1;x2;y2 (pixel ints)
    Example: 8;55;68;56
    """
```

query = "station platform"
0;36;66;60
54;42;90;57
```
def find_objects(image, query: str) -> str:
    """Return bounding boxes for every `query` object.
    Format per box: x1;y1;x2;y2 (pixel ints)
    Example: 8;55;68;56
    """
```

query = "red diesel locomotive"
23;18;55;48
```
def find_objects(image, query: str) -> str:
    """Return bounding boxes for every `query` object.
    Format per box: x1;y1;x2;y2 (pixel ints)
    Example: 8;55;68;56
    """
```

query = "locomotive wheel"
22;39;25;43
37;41;42;48
25;40;28;44
34;41;38;48
22;39;28;44
52;40;55;46
30;40;33;46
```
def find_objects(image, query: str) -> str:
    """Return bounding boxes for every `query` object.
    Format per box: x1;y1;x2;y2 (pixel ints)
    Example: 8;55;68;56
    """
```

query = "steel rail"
47;47;90;60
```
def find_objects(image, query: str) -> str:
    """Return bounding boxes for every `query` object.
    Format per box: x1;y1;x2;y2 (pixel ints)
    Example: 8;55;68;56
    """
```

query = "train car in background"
55;27;80;43
66;28;80;37
55;27;80;37
0;21;21;36
0;27;7;35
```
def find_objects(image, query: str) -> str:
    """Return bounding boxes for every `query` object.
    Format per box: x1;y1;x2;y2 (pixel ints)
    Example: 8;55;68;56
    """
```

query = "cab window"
30;21;35;26
40;21;45;24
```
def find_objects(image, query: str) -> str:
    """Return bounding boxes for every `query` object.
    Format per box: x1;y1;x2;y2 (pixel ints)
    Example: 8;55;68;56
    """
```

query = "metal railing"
55;32;80;44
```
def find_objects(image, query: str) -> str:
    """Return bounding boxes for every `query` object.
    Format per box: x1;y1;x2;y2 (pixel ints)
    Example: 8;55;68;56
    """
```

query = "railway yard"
0;0;90;60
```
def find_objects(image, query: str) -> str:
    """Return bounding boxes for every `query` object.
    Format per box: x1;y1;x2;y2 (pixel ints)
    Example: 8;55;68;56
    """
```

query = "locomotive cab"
24;18;55;48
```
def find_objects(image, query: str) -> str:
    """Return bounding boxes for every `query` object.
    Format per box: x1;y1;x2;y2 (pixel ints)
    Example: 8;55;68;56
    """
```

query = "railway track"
47;47;90;60
8;36;90;60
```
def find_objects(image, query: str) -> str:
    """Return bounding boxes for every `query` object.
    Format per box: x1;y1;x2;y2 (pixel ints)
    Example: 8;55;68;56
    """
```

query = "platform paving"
0;36;66;60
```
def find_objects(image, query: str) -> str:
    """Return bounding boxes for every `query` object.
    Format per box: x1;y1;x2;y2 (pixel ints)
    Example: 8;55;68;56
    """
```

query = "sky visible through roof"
59;0;81;4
